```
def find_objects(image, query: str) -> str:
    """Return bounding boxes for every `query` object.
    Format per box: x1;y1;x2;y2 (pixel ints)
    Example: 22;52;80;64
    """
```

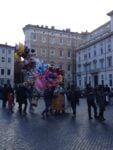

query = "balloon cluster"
14;43;36;70
14;43;64;91
35;62;64;91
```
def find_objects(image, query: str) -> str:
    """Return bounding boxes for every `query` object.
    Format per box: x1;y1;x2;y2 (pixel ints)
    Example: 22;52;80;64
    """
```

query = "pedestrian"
96;85;106;121
2;84;9;108
15;84;20;105
42;86;54;118
69;84;77;118
75;87;81;105
17;83;28;115
7;92;14;113
104;85;110;105
0;85;3;100
109;88;113;105
30;86;41;113
85;84;97;120
26;82;34;112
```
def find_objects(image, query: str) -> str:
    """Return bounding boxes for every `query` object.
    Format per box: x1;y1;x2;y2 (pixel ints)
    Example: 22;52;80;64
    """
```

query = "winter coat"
96;91;106;110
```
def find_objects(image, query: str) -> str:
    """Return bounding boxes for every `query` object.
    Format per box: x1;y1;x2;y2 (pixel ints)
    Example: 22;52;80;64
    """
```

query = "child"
7;93;14;113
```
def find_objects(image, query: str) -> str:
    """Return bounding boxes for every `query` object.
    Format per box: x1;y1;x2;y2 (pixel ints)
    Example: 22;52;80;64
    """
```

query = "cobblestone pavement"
0;98;113;150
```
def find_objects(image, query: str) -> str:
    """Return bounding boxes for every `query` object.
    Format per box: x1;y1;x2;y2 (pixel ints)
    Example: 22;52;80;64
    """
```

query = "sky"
0;0;113;46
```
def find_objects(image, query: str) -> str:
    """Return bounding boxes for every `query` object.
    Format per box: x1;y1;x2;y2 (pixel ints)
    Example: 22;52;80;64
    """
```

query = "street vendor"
51;83;65;114
54;83;65;94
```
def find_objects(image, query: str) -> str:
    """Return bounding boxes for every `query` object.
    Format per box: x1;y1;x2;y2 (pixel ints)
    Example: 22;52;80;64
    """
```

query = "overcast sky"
0;0;113;46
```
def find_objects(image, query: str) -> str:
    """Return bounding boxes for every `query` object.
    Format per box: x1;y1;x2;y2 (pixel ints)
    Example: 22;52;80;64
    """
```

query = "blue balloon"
44;64;48;69
37;68;42;73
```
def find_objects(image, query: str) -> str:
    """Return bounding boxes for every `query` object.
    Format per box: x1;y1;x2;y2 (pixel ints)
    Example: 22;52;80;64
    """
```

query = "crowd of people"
0;82;112;122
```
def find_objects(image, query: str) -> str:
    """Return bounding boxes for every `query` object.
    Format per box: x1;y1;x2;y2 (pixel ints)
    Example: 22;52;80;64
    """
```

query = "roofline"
90;21;110;34
0;44;14;49
76;31;113;51
23;24;80;35
107;10;113;16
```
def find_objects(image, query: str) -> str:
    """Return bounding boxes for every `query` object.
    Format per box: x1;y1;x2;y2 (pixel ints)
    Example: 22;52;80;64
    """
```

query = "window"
60;38;63;44
100;59;104;68
50;61;55;67
93;61;97;69
67;39;71;45
59;64;63;69
108;44;111;52
2;57;5;62
84;54;87;60
94;50;96;56
2;49;5;54
84;64;87;72
101;74;104;85
107;56;112;67
8;57;11;63
88;63;91;71
7;69;11;75
31;32;36;40
84;77;86;86
1;69;4;75
67;50;71;58
42;35;46;43
109;74;112;86
50;49;55;56
8;49;11;54
89;53;91;58
78;56;80;62
79;79;81;86
67;64;71;71
41;48;46;57
89;76;91;84
50;37;55;44
78;64;81;72
59;50;63;57
67;74;71;80
100;48;103;54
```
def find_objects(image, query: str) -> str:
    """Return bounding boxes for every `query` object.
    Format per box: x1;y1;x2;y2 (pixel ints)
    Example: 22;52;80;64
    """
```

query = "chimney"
51;26;55;29
41;25;44;28
66;28;70;32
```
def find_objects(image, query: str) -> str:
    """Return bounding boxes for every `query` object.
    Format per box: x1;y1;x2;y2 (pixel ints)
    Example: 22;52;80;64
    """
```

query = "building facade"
23;25;83;85
76;10;113;89
0;44;14;86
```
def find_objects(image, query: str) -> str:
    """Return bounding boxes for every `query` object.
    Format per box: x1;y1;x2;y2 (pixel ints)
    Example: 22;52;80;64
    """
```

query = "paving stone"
0;99;112;149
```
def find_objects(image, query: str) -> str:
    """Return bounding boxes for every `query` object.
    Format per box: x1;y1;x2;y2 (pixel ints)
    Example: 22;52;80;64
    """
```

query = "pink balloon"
35;78;45;90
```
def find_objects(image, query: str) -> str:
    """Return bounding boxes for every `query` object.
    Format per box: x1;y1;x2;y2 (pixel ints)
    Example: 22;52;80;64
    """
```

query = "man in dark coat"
17;83;28;114
70;85;77;118
85;84;97;119
42;86;54;117
2;84;9;108
96;85;106;121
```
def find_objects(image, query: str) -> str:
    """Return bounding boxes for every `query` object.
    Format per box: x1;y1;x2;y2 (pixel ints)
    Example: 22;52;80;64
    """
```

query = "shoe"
23;111;27;115
46;114;49;117
72;115;76;119
101;118;106;121
89;117;93;120
94;116;98;119
41;112;45;117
